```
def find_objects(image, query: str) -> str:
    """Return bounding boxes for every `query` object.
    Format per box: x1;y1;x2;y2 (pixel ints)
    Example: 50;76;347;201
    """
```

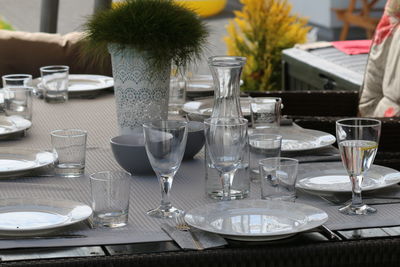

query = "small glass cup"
40;65;69;103
2;74;33;88
90;170;131;228
51;129;87;177
168;70;186;115
249;133;282;182
250;97;282;130
3;86;33;121
259;157;298;202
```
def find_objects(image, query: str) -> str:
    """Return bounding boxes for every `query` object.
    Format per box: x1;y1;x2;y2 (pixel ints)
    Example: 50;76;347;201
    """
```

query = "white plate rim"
0;148;55;177
184;200;328;241
34;74;114;92
0;116;32;136
182;98;336;152
0;197;92;235
280;128;336;152
296;162;400;194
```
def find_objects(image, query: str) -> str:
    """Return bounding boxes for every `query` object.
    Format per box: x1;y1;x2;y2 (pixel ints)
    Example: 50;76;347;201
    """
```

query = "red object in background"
331;40;372;55
384;107;397;117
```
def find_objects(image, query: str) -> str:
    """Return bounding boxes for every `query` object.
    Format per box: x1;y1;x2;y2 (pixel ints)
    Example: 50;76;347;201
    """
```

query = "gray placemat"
0;95;399;249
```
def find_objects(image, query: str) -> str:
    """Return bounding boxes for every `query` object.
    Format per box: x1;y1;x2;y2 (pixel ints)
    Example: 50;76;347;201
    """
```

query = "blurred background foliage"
0;17;13;30
225;0;309;92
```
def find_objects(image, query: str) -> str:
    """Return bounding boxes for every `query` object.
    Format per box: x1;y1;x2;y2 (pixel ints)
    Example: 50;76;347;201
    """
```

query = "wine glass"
204;117;248;201
336;118;381;215
143;120;188;218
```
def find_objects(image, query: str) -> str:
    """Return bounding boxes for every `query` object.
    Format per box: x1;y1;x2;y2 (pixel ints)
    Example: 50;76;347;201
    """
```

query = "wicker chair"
247;90;400;170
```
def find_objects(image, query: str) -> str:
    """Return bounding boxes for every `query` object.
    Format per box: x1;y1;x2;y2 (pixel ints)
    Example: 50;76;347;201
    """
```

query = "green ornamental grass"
83;0;209;69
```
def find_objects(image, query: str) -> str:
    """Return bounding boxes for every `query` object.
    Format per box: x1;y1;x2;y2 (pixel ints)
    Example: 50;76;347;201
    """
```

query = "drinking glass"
250;97;282;130
3;86;33;121
259;157;298;201
204;117;248;201
249;132;282;182
40;65;69;103
90;170;131;228
2;74;32;88
143;120;188;218
51;129;87;177
336;118;381;215
168;69;186;115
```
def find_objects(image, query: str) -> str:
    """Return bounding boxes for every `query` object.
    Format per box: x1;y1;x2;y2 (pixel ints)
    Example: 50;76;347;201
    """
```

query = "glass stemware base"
147;205;181;219
339;203;377;215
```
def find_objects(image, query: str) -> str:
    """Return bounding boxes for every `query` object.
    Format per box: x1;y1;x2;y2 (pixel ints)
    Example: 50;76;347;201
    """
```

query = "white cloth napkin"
161;223;227;250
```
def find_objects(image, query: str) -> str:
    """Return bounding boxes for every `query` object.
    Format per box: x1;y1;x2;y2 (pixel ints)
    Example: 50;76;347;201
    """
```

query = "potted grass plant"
83;0;208;134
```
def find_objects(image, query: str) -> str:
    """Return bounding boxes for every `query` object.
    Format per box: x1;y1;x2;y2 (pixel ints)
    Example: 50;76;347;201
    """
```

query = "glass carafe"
205;56;250;199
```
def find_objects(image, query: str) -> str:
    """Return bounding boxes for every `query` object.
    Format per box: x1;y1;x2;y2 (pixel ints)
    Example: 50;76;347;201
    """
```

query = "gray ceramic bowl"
110;134;154;175
110;121;205;175
184;121;205;160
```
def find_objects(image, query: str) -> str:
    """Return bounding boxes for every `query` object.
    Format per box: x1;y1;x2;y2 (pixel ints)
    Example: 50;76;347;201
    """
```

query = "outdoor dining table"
1;92;400;267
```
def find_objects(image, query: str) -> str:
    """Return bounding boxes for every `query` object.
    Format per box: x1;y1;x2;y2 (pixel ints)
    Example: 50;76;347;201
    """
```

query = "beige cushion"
359;6;400;117
0;30;111;78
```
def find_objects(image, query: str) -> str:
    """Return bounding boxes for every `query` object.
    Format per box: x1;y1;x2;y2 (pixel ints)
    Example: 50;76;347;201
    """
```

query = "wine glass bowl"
335;118;381;215
204;117;248;200
143;120;188;218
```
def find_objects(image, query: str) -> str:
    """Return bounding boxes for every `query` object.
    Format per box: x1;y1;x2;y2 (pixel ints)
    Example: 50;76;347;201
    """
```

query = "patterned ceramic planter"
109;44;170;135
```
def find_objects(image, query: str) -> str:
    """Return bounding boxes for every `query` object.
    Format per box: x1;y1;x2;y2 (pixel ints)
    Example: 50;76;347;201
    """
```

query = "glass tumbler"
2;74;32;88
90;170;131;228
169;69;186;115
51;129;87;177
3;86;33;121
259;157;299;202
250;97;282;130
40;65;69;103
249;133;282;182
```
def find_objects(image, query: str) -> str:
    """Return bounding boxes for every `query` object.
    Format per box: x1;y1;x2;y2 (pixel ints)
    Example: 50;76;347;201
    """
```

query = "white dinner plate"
276;127;336;152
0;148;55;178
0;116;31;139
297;162;400;196
185;200;328;241
34;74;114;93
182;99;336;152
0;198;92;236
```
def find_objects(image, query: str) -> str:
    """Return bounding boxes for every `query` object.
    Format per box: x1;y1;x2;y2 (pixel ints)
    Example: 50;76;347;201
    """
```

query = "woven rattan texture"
2;238;400;267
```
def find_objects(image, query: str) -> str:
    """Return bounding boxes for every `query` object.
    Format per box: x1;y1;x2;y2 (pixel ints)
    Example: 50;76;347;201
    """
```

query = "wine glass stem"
350;174;363;207
221;170;235;201
159;175;173;210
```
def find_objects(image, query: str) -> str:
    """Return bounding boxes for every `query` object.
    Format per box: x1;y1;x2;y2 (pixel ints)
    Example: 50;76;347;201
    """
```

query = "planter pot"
109;44;171;135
